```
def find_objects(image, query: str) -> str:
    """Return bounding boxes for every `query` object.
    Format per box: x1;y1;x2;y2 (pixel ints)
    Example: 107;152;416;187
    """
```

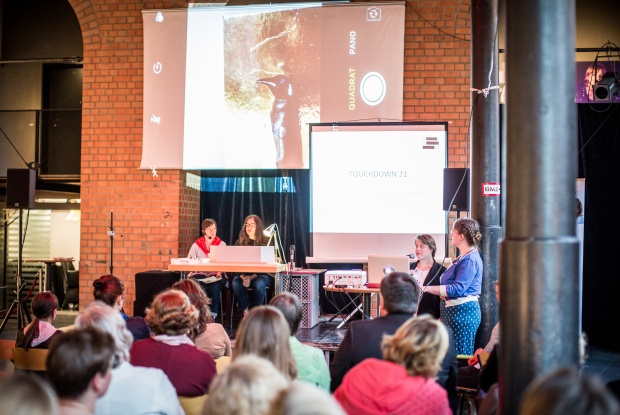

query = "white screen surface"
310;123;447;259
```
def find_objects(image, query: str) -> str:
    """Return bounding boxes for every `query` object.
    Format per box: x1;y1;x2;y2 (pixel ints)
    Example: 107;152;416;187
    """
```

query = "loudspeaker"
443;168;470;211
134;270;181;317
6;169;36;209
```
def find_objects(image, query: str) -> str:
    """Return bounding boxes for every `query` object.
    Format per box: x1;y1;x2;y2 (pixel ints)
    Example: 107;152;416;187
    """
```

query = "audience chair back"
12;347;49;372
178;394;209;415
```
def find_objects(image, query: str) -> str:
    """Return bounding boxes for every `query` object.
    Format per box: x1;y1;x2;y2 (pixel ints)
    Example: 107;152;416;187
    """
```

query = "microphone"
207;236;213;240
289;245;296;270
407;253;416;259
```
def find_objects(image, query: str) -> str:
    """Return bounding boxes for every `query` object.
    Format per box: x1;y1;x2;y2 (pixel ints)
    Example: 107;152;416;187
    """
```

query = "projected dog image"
223;9;321;169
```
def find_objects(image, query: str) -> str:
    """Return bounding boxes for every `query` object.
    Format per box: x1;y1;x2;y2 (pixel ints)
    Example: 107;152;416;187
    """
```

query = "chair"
215;355;232;373
178;394;209;415
229;285;271;328
12;347;49;372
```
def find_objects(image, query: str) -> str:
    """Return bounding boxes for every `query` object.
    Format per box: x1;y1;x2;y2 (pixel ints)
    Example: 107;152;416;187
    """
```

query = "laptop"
366;255;411;287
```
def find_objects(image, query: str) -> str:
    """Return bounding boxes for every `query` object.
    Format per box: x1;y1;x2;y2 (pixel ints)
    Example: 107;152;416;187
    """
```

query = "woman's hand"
241;274;257;287
468;348;484;366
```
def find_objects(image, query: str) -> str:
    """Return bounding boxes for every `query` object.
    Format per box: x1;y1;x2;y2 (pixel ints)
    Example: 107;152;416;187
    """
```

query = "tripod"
0;208;32;335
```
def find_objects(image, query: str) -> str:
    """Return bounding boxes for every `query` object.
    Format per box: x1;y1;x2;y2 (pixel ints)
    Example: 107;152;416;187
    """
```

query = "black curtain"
579;103;620;347
199;169;311;268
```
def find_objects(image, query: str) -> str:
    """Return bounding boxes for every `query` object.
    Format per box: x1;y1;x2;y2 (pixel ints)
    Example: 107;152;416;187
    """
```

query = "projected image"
223;9;321;169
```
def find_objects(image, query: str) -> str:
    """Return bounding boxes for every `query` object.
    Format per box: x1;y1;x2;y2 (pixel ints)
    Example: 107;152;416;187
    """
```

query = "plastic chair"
12;347;49;372
178;394;209;415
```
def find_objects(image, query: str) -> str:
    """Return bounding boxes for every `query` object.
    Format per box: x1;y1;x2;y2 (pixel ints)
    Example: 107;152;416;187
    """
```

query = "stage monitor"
309;122;447;260
141;2;405;170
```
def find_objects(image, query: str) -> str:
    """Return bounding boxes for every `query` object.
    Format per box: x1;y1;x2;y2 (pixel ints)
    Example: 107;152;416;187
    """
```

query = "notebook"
366;255;411;286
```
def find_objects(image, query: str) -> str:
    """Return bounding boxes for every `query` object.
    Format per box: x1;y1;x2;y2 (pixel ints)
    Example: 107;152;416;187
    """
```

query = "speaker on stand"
0;169;36;334
443;168;470;256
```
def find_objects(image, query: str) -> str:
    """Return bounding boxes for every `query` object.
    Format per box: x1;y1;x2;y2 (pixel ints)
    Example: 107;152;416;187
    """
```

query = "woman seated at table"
410;234;447;318
130;289;217;397
16;291;62;350
172;278;231;359
187;218;227;320
231;214;272;318
93;274;150;341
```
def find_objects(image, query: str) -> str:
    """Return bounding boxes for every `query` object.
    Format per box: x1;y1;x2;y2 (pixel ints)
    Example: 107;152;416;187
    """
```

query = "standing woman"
187;218;227;319
410;234;447;319
231;214;272;317
425;218;483;355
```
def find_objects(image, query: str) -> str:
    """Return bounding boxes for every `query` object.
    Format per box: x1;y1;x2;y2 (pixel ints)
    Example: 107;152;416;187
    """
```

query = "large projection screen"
310;122;448;261
142;2;405;170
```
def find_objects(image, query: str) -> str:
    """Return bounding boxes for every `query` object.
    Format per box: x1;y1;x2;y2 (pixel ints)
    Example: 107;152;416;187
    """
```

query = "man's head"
380;271;420;315
46;327;115;401
269;292;302;335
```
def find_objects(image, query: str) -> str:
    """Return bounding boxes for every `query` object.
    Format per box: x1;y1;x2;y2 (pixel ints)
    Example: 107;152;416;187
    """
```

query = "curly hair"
453;218;482;247
145;289;199;336
233;306;297;381
172;279;212;340
381;315;449;379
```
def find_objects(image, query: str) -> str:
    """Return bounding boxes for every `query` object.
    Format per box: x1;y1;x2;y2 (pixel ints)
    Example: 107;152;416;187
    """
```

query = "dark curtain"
579;103;620;347
199;169;311;268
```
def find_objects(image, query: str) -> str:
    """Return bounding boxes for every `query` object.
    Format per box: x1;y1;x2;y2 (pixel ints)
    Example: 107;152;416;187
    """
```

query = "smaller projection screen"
310;122;448;260
141;2;405;170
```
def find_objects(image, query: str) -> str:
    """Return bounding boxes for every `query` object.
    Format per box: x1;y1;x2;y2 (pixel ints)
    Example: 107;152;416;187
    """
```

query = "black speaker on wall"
443;168;470;211
6;168;36;209
134;270;181;317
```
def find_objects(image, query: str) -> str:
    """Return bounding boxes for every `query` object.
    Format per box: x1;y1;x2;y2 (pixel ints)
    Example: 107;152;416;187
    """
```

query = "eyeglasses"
205;226;217;231
245;223;256;228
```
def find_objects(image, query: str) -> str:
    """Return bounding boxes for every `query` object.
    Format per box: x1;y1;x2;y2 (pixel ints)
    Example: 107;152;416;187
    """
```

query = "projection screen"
142;2;405;170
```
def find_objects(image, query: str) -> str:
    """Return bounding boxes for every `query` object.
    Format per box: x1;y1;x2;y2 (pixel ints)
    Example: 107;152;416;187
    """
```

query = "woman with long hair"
92;274;150;341
231;214;272;317
172;278;231;359
15;291;62;350
130;289;217;397
425;218;483;354
233;305;297;381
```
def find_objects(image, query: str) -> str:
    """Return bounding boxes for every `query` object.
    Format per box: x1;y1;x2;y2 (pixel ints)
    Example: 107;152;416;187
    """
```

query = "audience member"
424;217;483;355
92;274;150;341
130;289;217;397
76;301;183;415
269;292;330;390
15;291;62;350
231;214;272;317
330;271;458;411
334;315;451;415
203;354;289;415
187;218;227;319
410;234;446;318
47;328;115;415
0;373;58;415
233;305;297;381
520;367;620;415
269;381;346;415
172;278;231;359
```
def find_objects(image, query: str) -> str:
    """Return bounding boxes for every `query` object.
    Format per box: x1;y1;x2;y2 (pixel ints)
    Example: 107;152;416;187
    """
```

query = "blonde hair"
145;289;199;336
269;381;346;415
75;300;133;366
203;354;288;415
233;306;297;381
381;315;449;379
0;373;58;415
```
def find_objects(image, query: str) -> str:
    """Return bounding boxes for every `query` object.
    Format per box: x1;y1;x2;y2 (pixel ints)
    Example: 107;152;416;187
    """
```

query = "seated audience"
187;218;227;319
334;315;451;415
231;214;272;317
269;381;346;415
520;366;620;415
233;305;297;381
203;354;289;415
130;289;217;397
75;301;183;415
0;373;58;415
330;271;458;410
47;328;115;415
269;292;330;390
15;291;62;350
172;279;231;359
92;274;149;341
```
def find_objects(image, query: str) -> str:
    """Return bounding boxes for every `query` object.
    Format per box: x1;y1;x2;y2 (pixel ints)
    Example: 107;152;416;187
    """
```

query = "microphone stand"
107;211;114;274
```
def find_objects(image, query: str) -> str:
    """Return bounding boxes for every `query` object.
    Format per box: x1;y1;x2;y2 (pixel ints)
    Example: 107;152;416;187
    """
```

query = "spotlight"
594;72;619;102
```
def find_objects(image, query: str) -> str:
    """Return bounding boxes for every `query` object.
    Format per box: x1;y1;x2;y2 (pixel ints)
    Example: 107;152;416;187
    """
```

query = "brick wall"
69;0;470;314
